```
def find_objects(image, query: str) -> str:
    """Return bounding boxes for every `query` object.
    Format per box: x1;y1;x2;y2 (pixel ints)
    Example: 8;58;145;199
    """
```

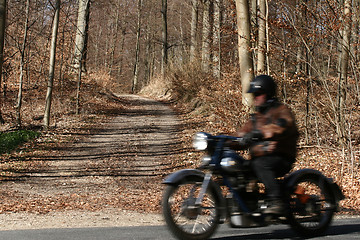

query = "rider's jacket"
236;99;299;161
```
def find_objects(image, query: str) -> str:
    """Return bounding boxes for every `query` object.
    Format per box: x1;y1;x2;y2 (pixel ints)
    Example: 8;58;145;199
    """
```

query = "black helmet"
247;75;277;98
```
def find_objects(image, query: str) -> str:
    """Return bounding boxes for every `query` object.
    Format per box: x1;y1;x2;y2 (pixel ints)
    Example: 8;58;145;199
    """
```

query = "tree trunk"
190;0;199;62
118;27;126;77
144;4;155;86
161;0;168;78
108;2;120;76
265;0;270;74
74;0;90;113
93;24;101;71
132;0;142;93
212;0;221;79
179;5;186;64
295;0;304;75
43;0;60;130
76;58;82;115
235;0;254;107
73;0;90;72
201;0;211;73
296;46;303;74
0;0;6;124
353;0;360;61
337;0;352;145
257;0;266;75
281;28;287;101
144;31;151;85
250;0;257;72
15;0;30;127
250;0;257;26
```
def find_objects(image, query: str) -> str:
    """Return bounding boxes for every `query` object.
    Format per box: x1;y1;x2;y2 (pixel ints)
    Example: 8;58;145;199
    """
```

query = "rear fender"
284;168;344;203
163;169;227;223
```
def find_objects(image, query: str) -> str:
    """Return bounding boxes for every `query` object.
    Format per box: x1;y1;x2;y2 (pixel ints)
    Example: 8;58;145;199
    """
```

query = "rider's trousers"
251;155;294;199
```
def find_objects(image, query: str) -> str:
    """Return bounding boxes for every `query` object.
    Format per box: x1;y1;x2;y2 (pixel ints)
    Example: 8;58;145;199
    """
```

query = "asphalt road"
1;217;359;240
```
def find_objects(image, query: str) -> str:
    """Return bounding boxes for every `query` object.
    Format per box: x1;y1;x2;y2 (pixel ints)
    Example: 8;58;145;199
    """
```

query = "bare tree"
190;0;199;62
43;0;61;130
132;0;142;93
15;0;30;127
74;0;90;114
108;1;121;76
0;0;6;124
212;0;221;79
295;0;305;75
118;27;126;77
201;0;211;72
161;0;168;77
235;0;254;106
337;0;352;145
257;0;266;75
73;0;90;72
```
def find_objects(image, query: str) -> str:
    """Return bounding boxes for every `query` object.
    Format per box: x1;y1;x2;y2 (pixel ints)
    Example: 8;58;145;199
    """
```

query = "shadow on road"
211;222;360;240
1;95;188;182
326;223;360;236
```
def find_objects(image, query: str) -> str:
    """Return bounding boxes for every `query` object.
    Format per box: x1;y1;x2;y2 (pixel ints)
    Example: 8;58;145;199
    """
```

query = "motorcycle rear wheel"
287;175;336;237
162;181;220;240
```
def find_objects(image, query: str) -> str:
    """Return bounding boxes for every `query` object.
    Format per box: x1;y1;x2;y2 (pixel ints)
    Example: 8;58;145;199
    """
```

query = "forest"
0;0;359;213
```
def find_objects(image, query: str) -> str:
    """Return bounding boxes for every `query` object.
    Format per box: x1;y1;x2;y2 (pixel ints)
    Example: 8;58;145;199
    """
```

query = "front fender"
163;169;205;185
284;168;344;203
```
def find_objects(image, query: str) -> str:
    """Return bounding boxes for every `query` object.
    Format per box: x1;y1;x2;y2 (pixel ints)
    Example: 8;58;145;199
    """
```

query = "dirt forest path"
0;94;185;230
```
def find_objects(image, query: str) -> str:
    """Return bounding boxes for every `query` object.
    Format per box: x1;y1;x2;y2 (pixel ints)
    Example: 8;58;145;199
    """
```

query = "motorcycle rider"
233;74;299;215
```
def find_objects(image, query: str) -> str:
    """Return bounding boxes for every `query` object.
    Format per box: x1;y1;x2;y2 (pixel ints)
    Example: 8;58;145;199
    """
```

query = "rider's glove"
236;129;263;147
248;129;263;142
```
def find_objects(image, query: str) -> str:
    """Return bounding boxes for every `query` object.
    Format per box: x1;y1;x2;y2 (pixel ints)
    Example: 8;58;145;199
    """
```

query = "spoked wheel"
287;175;336;237
162;181;220;240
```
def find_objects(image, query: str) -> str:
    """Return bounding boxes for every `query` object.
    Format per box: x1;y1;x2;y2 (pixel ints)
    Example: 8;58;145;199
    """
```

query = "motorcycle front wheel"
162;181;220;240
287;175;336;237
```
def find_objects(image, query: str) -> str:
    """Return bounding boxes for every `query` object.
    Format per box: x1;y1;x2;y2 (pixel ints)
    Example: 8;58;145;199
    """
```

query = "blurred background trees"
0;0;359;162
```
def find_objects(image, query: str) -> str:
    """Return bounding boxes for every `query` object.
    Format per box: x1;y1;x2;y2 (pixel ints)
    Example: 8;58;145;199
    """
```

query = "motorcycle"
162;132;344;240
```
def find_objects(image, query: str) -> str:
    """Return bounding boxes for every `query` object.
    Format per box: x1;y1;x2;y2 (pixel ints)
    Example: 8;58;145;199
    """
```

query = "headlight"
193;132;208;150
